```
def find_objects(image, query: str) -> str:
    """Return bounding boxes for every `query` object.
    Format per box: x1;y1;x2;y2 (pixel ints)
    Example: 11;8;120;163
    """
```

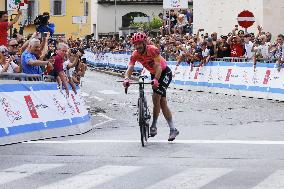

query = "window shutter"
34;0;39;19
84;1;89;16
50;0;54;16
62;0;66;16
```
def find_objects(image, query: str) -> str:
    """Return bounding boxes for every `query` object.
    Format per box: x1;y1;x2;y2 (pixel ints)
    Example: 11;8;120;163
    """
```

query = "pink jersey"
129;45;167;74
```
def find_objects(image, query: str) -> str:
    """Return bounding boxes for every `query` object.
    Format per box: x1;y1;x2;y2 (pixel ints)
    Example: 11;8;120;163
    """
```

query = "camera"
70;48;78;54
255;39;262;45
34;14;50;26
70;48;85;56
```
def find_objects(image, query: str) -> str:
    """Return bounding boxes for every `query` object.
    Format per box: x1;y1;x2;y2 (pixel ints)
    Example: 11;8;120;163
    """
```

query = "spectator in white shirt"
258;35;270;60
244;33;254;61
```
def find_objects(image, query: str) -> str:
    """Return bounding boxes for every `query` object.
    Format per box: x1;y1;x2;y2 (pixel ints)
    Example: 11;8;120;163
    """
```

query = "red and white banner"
0;85;88;134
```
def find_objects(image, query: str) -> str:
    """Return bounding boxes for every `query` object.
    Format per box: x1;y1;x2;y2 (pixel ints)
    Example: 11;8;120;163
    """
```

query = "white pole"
114;0;117;35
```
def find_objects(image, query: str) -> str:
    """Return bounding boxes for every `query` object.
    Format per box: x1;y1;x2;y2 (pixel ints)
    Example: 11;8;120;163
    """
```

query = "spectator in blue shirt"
21;38;53;74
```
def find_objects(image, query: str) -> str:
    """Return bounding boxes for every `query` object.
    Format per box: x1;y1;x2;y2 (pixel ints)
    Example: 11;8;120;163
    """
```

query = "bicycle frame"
121;76;151;147
138;76;151;124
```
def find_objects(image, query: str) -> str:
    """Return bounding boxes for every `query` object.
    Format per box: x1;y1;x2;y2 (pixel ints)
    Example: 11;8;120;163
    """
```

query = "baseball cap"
207;37;213;42
244;33;251;38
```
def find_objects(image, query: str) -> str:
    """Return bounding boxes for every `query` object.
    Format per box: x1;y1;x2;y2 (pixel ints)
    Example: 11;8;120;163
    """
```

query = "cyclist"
123;32;179;141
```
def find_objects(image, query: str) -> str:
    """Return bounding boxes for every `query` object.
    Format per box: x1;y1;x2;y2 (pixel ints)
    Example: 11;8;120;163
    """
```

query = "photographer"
0;45;17;73
34;12;55;37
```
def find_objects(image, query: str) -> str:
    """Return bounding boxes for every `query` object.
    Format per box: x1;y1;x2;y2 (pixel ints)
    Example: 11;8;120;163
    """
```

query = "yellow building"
15;0;91;38
0;1;5;11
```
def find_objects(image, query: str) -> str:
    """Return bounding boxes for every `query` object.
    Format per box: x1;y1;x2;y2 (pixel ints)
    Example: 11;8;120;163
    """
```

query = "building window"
54;0;62;15
27;0;39;25
122;12;148;27
50;0;66;16
84;1;89;16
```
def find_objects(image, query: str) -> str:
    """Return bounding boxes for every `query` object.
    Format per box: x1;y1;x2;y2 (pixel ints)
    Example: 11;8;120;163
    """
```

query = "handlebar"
117;80;152;94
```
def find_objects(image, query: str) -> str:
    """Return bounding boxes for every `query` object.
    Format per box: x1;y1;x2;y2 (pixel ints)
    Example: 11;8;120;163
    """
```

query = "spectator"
72;58;87;85
216;35;230;58
21;38;53;74
0;45;11;73
63;49;81;94
159;12;170;36
276;34;284;71
228;32;244;58
237;30;245;42
206;37;217;58
244;33;254;61
253;35;270;61
211;32;218;44
250;33;256;42
266;32;272;43
174;11;188;35
7;39;21;69
169;10;177;34
0;9;22;46
196;41;211;67
53;43;70;96
0;44;19;74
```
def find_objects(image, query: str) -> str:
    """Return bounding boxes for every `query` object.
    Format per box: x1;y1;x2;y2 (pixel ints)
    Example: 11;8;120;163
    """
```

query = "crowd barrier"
0;80;92;145
83;50;142;71
84;51;284;101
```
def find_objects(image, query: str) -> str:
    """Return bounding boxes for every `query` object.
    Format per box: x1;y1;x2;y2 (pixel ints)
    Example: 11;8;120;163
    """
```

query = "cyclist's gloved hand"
151;78;159;89
123;78;130;88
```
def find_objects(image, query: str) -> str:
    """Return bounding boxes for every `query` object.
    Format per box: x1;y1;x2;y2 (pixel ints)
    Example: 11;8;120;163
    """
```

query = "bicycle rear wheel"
140;125;145;147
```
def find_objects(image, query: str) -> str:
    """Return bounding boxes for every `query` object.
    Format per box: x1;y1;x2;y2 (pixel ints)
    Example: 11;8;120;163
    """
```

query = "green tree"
130;16;162;30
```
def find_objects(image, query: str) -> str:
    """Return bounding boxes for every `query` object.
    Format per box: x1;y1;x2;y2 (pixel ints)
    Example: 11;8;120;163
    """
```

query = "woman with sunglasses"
0;45;20;73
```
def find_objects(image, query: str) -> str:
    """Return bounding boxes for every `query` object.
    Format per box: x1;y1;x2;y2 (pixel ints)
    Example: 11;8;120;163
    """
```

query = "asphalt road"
0;70;284;189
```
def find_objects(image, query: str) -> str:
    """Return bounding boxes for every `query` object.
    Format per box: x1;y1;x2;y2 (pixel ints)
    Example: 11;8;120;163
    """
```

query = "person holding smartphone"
0;45;20;73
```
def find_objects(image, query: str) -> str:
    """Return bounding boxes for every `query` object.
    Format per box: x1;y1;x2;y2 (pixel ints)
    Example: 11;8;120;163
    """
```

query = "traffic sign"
237;10;255;28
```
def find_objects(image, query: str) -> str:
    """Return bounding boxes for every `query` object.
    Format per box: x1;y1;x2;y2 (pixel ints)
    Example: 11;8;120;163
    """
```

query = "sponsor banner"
83;51;142;71
84;51;284;94
0;83;89;136
172;62;284;93
163;0;188;9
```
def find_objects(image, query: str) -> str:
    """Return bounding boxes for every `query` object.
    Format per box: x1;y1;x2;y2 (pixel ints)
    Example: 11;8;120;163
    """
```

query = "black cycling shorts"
151;66;172;97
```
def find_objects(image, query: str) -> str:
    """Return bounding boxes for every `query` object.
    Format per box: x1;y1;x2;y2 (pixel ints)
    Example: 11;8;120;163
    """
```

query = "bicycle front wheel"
138;98;146;146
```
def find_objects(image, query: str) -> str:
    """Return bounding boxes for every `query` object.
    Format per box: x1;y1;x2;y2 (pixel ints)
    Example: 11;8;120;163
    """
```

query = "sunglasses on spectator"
9;44;18;47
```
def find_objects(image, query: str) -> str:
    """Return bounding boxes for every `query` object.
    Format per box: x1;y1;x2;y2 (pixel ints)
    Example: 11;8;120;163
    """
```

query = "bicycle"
124;75;152;147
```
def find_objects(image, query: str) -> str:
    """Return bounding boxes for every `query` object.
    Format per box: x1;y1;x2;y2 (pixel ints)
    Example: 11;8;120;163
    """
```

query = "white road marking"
252;170;284;189
0;164;63;185
89;96;104;101
145;168;232;189
91;113;115;128
80;92;90;97
98;90;120;95
26;139;284;145
37;165;141;189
